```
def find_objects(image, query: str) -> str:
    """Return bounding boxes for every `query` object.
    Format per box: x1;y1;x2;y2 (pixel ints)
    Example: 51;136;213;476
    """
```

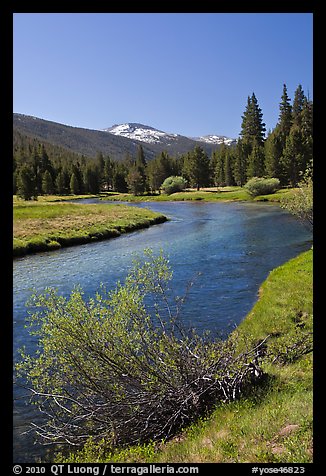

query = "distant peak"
103;123;179;145
193;134;237;146
105;123;160;133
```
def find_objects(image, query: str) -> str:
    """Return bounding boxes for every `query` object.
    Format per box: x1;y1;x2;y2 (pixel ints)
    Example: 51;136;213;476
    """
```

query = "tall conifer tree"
233;139;248;186
135;145;148;192
214;143;226;186
239;92;266;181
183;145;210;191
278;84;293;146
224;151;235;186
240;92;266;149
70;172;80;195
292;84;306;127
264;128;283;180
42;170;55;195
17;165;38;200
246;139;265;179
103;156;113;191
281;126;306;186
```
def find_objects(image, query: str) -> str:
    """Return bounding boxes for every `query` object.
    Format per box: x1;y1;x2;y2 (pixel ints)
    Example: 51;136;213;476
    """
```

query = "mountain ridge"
13;113;236;161
103;122;236;146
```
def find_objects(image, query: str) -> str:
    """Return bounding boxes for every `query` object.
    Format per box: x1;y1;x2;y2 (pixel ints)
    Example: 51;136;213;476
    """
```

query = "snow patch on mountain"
103;122;237;147
104;123;179;145
193;135;237;146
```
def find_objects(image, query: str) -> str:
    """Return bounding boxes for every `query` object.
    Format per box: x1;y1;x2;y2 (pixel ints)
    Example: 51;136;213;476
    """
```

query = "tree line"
13;83;312;200
213;84;312;188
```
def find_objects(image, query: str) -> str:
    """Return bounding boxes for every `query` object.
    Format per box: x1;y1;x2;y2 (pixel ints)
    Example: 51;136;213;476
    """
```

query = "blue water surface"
13;200;312;462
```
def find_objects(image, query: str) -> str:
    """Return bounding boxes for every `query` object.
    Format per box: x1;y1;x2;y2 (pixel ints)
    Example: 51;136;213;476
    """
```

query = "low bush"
161;176;187;195
244;177;280;197
280;173;313;231
17;250;267;450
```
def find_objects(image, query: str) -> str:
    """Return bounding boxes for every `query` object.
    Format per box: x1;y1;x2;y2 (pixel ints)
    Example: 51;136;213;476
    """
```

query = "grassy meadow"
56;249;313;463
99;186;295;203
13;197;167;257
13;186;294;257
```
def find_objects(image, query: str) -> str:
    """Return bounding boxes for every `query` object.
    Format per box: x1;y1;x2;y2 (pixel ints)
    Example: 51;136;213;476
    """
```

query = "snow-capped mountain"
191;135;237;146
103;123;180;145
104;123;236;148
13;113;237;163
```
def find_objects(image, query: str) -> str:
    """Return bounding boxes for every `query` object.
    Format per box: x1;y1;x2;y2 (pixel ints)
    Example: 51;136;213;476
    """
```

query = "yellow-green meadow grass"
13;199;166;257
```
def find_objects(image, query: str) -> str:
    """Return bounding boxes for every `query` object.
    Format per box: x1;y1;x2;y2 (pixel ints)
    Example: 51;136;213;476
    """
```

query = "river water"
13;200;312;462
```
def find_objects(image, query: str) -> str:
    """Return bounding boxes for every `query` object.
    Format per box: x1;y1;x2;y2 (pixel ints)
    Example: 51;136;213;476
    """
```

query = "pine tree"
264;128;283;180
262;84;293;184
224;150;235;186
246;139;265;179
126;166;145;195
71;163;84;194
136;144;146;168
147;155;167;193
103;156;113;191
240;95;252;142
112;162;128;193
214;144;226;186
292;84;306;127
158;151;173;178
278;84;293;146
31;146;42;194
240;92;266;149
55;170;67;195
17;165;38;200
84;164;100;194
300;97;313;168
27;144;55;195
146;152;176;193
301;97;313;140
278;85;312;185
233;139;248;186
42;170;54;195
70;172;80;195
96;152;105;188
39;144;52;173
135;145;148;192
183;145;210;191
280;126;306;186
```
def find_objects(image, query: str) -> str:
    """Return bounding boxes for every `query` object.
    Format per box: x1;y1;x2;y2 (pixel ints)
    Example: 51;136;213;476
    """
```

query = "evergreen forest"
13;84;313;200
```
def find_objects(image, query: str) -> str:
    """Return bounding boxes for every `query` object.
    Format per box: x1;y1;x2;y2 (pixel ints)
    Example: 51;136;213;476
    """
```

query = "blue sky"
13;13;313;139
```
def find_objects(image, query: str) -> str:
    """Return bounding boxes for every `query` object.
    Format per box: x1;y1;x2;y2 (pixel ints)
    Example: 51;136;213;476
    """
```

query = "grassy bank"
13;199;167;257
26;194;99;202
99;186;295;203
56;249;313;463
152;249;313;463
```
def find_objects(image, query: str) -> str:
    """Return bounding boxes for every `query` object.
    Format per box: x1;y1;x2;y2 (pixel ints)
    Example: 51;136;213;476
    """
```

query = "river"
13;200;312;462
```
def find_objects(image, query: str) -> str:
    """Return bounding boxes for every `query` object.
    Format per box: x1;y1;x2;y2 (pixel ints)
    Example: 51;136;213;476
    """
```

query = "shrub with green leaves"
280;166;313;231
244;177;280;197
16;250;266;451
161;176;187;195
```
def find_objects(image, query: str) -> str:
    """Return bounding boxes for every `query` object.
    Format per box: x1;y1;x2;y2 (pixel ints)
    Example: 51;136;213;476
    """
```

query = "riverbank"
13;187;293;257
13;200;167;257
56;249;313;463
98;186;295;203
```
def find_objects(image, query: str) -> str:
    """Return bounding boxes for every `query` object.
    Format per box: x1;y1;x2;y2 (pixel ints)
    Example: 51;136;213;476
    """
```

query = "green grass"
99;187;295;203
253;188;296;202
13;187;295;206
13;199;167;257
151;250;313;463
13;194;99;203
13;187;294;257
55;249;313;463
